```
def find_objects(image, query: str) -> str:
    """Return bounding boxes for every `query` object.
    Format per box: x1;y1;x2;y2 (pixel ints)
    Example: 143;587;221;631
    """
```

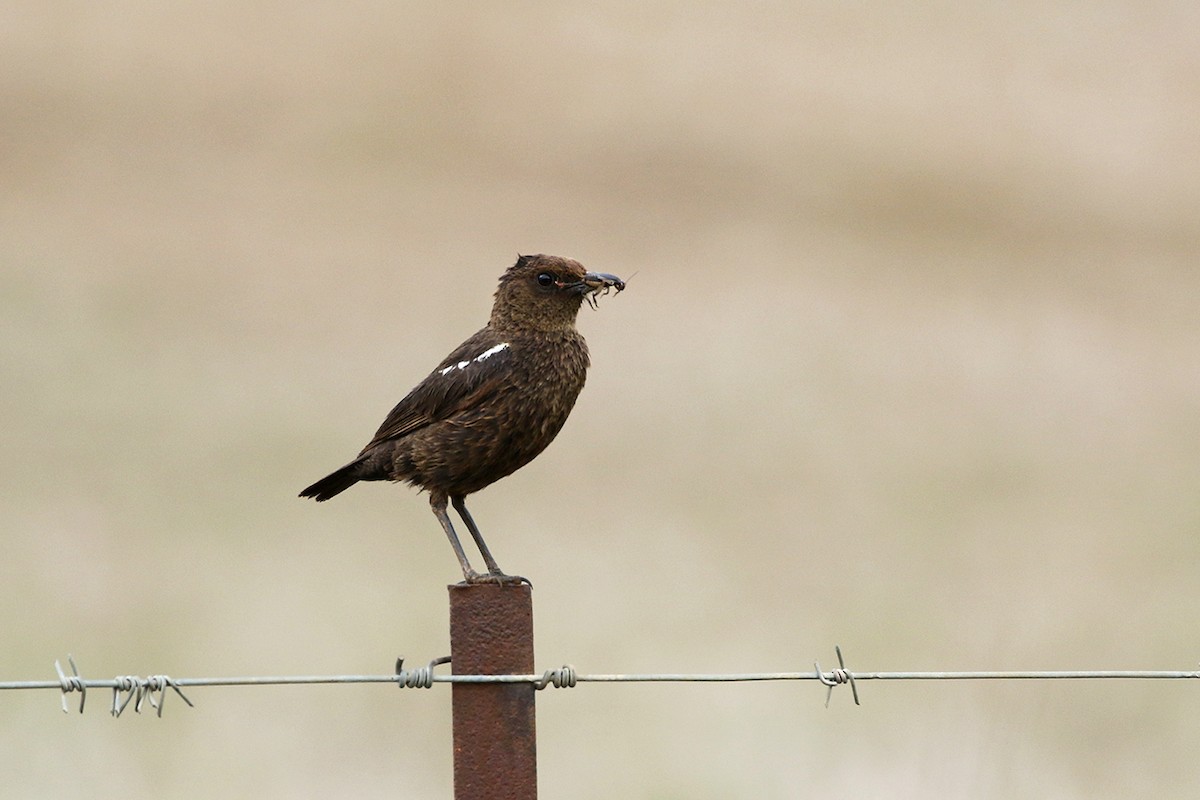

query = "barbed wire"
2;649;1196;716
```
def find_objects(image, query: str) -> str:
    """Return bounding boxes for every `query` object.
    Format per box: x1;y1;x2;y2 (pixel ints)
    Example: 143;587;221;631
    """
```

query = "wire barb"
534;665;578;690
395;655;451;689
111;676;140;717
134;675;194;717
55;655;86;714
814;646;860;707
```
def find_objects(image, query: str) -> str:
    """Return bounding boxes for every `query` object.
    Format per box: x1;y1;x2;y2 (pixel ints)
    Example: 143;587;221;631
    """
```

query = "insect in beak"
578;271;625;309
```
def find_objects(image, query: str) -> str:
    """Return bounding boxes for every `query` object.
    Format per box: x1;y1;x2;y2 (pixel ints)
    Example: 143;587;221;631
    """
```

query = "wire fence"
3;650;1197;717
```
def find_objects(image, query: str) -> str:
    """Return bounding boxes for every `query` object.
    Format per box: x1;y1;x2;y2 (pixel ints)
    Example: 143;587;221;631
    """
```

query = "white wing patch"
438;342;510;376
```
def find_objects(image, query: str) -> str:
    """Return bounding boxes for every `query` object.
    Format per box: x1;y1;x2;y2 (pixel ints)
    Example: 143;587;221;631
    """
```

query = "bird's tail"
299;460;363;502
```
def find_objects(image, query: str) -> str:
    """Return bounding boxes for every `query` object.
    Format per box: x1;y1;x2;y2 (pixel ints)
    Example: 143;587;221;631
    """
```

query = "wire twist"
534;665;578;689
395;656;451;689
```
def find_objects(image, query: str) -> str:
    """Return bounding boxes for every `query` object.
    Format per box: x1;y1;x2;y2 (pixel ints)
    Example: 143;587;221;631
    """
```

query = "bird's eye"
536;272;555;287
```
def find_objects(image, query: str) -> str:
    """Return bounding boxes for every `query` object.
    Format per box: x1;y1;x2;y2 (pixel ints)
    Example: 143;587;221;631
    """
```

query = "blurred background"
3;1;1199;797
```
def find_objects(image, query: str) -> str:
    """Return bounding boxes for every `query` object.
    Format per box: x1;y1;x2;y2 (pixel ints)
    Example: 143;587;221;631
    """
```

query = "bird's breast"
400;333;590;495
502;334;590;439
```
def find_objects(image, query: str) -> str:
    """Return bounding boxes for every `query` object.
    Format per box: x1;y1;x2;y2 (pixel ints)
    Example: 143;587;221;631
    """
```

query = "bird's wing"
359;330;514;451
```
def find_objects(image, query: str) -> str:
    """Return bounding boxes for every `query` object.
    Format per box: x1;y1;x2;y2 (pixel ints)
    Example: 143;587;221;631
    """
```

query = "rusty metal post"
449;583;537;800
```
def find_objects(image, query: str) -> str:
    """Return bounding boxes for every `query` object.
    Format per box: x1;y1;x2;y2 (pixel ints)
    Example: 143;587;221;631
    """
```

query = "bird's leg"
430;493;484;583
451;495;503;573
452;495;530;586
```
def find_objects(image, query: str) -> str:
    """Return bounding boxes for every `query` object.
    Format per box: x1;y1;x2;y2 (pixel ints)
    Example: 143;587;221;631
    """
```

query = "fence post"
449;583;537;800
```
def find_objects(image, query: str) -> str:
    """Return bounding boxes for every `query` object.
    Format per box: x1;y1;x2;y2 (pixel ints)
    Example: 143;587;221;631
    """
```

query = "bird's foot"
461;570;532;587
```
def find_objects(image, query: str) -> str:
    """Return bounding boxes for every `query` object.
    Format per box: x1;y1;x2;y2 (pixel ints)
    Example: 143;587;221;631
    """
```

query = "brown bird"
300;254;624;583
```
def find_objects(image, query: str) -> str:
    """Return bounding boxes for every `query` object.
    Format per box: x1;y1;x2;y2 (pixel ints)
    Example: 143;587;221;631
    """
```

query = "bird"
300;254;624;584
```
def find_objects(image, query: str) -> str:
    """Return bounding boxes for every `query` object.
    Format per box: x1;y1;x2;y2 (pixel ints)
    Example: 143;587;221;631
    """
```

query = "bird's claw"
461;570;532;587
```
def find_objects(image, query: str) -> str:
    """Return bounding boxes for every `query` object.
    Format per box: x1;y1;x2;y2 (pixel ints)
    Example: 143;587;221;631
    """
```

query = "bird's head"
491;254;624;333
